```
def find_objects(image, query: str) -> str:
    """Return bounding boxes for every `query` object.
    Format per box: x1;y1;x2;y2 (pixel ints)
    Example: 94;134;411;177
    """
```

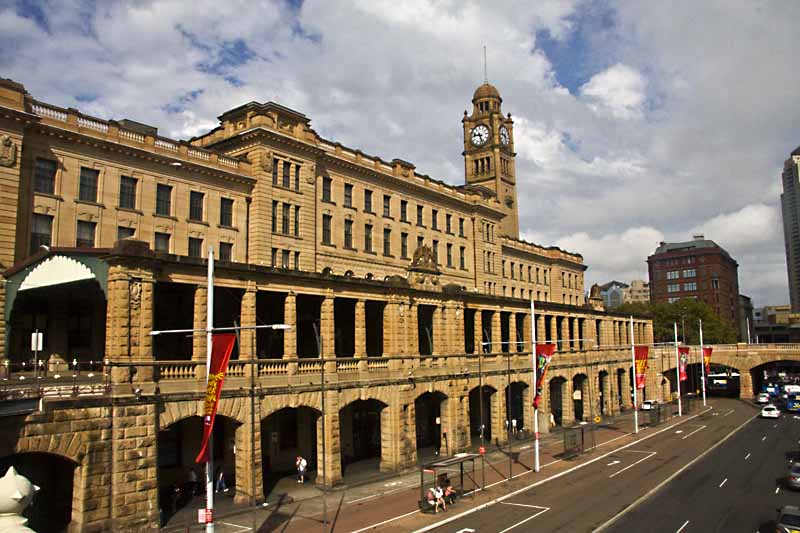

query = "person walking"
187;467;198;497
296;455;307;484
215;466;228;494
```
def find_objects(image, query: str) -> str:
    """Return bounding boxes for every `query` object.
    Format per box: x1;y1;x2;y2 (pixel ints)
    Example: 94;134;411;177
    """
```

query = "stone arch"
13;431;87;465
261;391;323;420
339;396;390;475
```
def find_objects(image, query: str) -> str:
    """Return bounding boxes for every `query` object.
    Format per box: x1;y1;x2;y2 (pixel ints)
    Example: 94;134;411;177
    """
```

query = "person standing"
188;467;198;496
215;466;228;493
296;455;307;484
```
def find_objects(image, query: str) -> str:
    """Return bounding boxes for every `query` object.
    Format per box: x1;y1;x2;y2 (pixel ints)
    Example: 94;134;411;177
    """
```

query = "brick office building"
0;76;657;531
647;235;741;334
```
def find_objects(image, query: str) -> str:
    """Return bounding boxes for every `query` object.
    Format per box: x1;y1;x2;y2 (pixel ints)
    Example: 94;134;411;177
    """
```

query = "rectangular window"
30;213;52;254
154;232;170;253
683;268;696;278
383;228;391;256
34;158;57;194
432;209;439;230
294;206;300;236
712;279;720;289
364;223;373;252
322;177;332;202
344;219;353;249
117;226;135;241
344;183;353;207
668;297;680;304
446;214;452;234
667;283;681;293
119;176;137;209
294;250;300;269
282;249;290;269
432;240;438;264
220;198;233;227
189;191;204;221
282;161;291;188
219;242;232;262
666;270;679;280
78;167;99;202
684;282;697;291
417;235;424;249
271;200;278;232
528;266;532;282
294;165;300;190
76;220;96;248
417;205;424;226
272;158;278;185
401;232;408;258
156;184;172;216
459;246;466;269
281;203;290;234
446;243;453;267
364;190;373;213
459;218;465;237
271;248;277;266
400;200;408;222
322;214;332;245
383;195;391;217
188;237;203;258
511;262;515;279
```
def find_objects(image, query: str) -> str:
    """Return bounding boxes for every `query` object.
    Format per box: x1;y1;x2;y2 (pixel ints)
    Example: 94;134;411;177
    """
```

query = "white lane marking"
347;482;410;503
501;502;548;509
218;522;252;532
719;478;728;488
676;520;690;532
774;423;778;428
681;425;707;440
724;409;734;416
607;460;621;466
745;453;751;460
675;430;684;434
409;407;713;533
456;529;476;533
497;506;550;533
609;452;657;478
776;487;781;494
762;435;767;442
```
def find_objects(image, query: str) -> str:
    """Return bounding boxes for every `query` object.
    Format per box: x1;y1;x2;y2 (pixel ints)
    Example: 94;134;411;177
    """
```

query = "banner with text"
678;346;690;382
634;345;649;389
702;346;713;375
195;333;237;464
533;343;557;410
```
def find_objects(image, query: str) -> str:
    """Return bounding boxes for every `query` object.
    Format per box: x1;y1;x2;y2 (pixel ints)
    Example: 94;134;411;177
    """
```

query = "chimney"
693;234;704;241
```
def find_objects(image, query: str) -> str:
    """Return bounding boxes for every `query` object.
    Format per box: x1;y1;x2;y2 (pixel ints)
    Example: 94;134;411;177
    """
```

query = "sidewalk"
162;402;695;531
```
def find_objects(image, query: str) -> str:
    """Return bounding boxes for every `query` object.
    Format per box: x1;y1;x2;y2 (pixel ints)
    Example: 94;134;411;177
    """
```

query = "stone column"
645;322;655;345
321;294;336;373
536;315;546;345
560;316;569;352
193;284;208;356
491;310;502;356
380;398;405;472
354;299;366;358
408;301;419;356
233;400;262;504
584;318;596;351
240;285;256;374
317;391;342;486
509;313;518;353
621;368;633;409
131;278;154;382
562;379;574;424
600;370;611;416
431;305;443;356
739;370;754;399
490;388;506;446
451;303;466;355
105;269;131;384
474;309;483;354
382;300;400;356
284;292;297;359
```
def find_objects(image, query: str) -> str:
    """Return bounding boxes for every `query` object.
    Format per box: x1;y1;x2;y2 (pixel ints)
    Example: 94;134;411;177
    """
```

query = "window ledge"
153;213;178;221
75;199;105;208
115;206;143;215
218;224;239;232
187;218;209;226
33;192;63;201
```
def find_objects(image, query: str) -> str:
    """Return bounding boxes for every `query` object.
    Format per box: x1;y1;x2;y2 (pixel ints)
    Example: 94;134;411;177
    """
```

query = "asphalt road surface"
605;405;800;533
427;398;759;533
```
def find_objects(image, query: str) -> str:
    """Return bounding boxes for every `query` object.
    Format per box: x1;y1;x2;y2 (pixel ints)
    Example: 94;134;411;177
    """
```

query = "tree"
615;299;737;344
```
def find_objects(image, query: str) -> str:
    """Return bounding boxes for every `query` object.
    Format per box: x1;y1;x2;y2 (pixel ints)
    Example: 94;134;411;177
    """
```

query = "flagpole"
206;246;215;533
674;322;682;417
531;299;540;472
630;316;638;434
699;319;707;407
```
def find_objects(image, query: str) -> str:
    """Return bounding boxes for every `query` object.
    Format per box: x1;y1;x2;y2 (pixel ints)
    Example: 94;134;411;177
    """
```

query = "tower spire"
483;45;488;83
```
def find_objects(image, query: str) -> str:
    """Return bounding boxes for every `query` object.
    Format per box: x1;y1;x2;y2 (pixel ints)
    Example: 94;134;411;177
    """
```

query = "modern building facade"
647;235;741;334
625;279;650;304
0;77;661;532
781;147;800;312
597;279;650;309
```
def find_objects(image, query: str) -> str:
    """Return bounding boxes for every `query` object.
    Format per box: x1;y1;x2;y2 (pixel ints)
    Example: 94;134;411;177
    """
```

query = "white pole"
530;299;540;472
630;317;638;434
699;319;707;407
674;322;682;417
746;317;751;344
206;247;215;533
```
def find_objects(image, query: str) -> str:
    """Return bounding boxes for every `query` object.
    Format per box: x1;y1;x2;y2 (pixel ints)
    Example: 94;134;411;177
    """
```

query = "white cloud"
580;63;646;119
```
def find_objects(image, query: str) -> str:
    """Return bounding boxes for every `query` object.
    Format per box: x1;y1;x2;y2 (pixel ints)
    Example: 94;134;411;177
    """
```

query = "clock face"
500;126;510;146
471;124;490;146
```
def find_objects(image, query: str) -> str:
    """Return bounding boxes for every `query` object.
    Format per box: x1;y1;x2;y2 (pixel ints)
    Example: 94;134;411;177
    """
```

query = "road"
605;406;800;533
421;398;759;533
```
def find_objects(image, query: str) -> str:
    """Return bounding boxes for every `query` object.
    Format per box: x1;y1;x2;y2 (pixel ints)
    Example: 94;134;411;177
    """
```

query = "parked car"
641;400;658;411
787;465;800;491
775;505;800;532
761;405;780;419
756;392;770;404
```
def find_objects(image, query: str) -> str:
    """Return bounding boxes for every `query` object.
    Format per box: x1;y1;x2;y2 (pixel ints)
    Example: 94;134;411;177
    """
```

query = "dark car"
776;505;800;533
787;466;800;491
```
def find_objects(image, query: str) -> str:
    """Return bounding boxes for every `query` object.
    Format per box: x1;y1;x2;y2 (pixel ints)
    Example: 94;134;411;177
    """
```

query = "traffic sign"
30;332;43;352
478;446;485;455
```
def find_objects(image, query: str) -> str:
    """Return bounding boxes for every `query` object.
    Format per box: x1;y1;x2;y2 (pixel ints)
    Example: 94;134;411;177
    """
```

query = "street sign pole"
531;299;540;472
630;316;638;434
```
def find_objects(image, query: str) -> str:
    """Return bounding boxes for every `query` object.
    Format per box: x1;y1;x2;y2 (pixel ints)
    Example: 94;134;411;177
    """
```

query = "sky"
1;0;797;307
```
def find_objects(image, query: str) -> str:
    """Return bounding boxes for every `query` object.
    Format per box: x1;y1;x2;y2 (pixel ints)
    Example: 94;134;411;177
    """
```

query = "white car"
756;393;770;404
761;405;780;419
641;400;658;411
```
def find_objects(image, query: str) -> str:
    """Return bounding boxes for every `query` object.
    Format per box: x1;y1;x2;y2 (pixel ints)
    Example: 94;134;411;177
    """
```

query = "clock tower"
463;82;518;238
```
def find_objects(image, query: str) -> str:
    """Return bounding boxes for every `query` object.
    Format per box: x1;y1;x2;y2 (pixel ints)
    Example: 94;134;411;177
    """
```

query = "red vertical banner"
533;343;556;409
678;346;690;382
195;333;237;464
702;346;713;375
634;345;649;389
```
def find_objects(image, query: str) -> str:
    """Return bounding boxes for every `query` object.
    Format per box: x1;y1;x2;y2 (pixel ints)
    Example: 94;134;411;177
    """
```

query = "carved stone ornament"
589;283;601;299
130;280;142;310
261;152;273;172
0;135;16;168
305;163;316;184
410;245;438;273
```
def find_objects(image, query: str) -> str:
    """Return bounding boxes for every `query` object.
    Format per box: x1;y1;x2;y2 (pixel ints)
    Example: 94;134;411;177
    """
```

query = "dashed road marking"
676;520;690;532
745;453;751;460
762;435;767;442
681;425;707;440
719;478;728;488
776;487;781;494
609;452;657;479
497;506;549;533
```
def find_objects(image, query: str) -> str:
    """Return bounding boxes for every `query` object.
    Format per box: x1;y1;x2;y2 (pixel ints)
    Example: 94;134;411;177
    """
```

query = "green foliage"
614;299;737;344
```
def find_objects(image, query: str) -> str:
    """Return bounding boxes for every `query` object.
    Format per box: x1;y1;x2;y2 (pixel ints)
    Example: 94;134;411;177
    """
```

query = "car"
787;465;800;491
761;405;780;419
641;400;658;411
756;392;770;404
776;505;800;532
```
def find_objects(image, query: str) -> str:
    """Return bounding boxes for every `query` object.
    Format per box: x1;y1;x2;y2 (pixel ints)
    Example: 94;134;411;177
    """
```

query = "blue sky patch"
14;0;49;33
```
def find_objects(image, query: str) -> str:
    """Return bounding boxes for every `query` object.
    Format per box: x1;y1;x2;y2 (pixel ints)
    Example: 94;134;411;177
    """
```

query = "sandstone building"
0;77;659;532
